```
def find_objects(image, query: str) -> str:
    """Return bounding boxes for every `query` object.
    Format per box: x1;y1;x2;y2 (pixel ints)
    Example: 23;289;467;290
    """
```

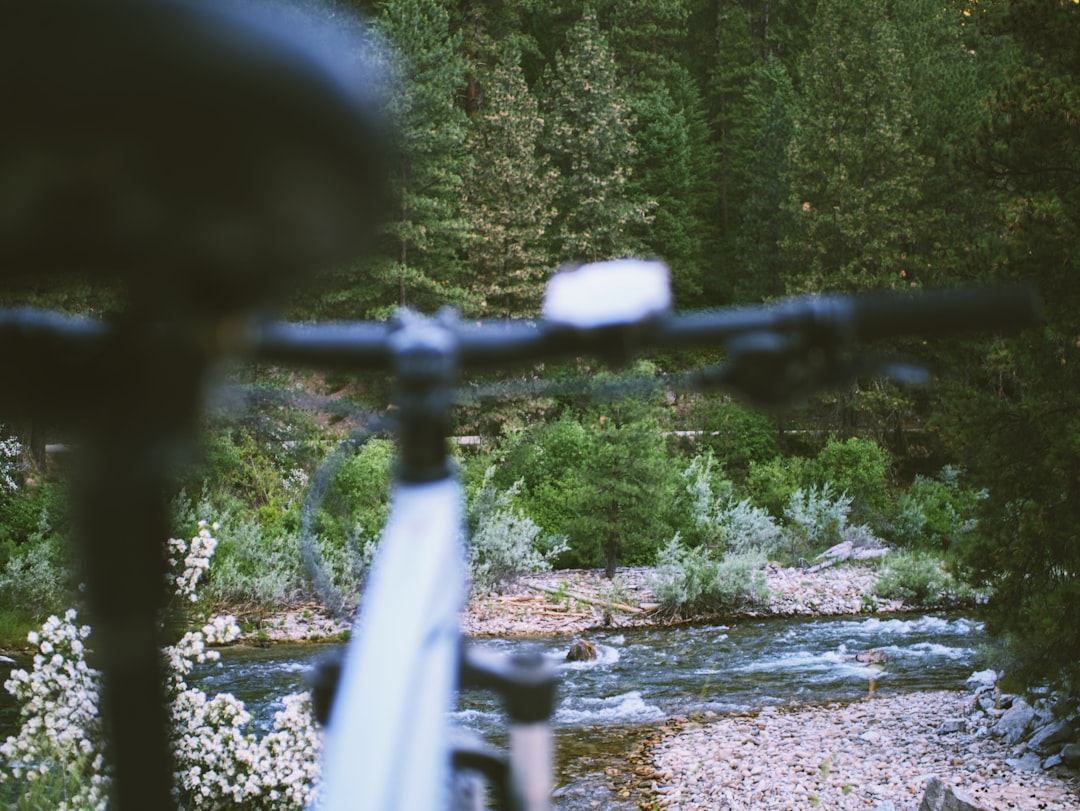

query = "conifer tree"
370;0;474;314
595;0;715;305
540;7;648;264
731;56;796;302
783;0;928;293
952;0;1080;694
462;46;557;317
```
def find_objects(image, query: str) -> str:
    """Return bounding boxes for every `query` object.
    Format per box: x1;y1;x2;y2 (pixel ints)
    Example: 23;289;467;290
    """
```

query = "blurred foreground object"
0;2;390;809
0;0;390;317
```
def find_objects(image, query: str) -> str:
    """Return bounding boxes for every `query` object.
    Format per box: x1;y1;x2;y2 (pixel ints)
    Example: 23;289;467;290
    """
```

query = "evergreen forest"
1;0;1078;698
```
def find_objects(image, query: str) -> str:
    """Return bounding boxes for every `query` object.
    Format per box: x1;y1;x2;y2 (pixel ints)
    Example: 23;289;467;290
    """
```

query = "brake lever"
686;334;933;406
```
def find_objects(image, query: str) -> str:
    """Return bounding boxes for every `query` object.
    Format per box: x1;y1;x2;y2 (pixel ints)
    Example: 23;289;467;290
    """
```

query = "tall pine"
952;0;1080;694
371;0;474;313
462;46;557;317
540;7;648;264
784;0;928;293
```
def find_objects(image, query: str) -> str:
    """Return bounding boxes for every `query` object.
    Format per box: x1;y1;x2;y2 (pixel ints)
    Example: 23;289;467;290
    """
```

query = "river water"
190;613;986;808
1;613;987;809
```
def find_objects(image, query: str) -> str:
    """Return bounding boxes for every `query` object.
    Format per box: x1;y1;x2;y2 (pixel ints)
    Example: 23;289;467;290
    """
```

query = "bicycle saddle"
0;0;389;316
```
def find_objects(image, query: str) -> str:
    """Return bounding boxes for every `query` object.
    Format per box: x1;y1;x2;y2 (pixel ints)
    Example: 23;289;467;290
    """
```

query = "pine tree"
461;46;557;317
951;0;1080;694
731;56;796;302
370;0;474;314
540;7;648;264
783;0;928;293
594;0;716;305
890;0;999;286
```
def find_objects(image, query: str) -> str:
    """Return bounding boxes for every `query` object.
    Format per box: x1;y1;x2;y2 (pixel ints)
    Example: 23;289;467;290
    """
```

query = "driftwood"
533;609;591;619
521;583;645;614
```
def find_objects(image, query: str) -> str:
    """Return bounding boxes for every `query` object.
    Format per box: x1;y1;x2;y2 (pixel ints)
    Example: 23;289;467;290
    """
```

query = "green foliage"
686;397;780;481
784;0;929;293
360;0;475;316
886;465;985;552
316;438;394;547
466;470;567;594
804;437;891;525
491;403;679;575
562;409;678;575
948;0;1080;693
874;550;973;607
490;412;592;539
0;512;70;619
745;455;806;519
730;56;797;301
679;453;783;556
783;483;854;556
462;44;556;317
540;6;651;262
202;517;306;608
649;534;769;615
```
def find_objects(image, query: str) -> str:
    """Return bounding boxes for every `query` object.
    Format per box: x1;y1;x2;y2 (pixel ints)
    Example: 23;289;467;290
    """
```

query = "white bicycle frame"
317;261;672;811
321;478;466;811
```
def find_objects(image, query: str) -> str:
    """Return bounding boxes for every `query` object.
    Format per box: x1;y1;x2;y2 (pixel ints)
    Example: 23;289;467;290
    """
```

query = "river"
1;613;987;809
192;612;986;809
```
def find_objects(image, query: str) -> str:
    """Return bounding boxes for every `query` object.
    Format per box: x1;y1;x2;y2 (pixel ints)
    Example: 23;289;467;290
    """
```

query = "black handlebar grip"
843;285;1042;342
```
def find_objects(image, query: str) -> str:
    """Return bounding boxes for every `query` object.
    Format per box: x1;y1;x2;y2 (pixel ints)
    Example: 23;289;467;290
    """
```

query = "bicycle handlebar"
252;283;1039;376
0;282;1039;414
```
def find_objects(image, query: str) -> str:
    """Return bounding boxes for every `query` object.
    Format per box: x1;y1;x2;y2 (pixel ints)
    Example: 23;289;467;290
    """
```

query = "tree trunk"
604;536;617;580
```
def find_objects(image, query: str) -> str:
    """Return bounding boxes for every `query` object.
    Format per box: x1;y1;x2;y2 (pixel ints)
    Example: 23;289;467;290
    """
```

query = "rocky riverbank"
640;686;1080;810
246;562;898;643
460;562;902;638
240;562;1080;809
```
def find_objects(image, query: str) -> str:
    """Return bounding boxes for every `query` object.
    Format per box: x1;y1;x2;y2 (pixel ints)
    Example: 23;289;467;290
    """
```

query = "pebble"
644;691;1080;810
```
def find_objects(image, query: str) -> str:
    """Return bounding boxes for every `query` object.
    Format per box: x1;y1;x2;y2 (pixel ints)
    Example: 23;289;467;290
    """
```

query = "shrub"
318;437;394;546
783;482;853;551
687;397;780;480
885;465;985;552
679;453;783;555
0;512;71;618
805;437;891;525
203;517;307;607
745;455;806;518
717;498;785;556
1;522;323;811
874;550;974;607
649;534;769;615
466;471;568;594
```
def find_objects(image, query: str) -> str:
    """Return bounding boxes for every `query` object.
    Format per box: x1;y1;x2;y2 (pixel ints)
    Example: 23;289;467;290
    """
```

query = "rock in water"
566;639;597;662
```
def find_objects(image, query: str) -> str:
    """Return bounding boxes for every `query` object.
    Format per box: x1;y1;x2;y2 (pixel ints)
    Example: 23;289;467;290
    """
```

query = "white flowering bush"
0;609;107;811
0;426;23;493
2;521;323;810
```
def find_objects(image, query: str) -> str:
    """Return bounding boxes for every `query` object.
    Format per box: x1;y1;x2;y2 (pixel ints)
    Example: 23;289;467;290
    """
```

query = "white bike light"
542;259;672;328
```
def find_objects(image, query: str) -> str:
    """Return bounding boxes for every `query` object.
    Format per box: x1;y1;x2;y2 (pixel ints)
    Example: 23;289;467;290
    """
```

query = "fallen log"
521;583;645;614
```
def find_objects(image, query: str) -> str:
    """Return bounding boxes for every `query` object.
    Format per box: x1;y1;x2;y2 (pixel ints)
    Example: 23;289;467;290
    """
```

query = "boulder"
1006;752;1043;772
965;669;998;690
1060;742;1080;768
994;699;1035;744
566;639;597;662
1027;719;1074;755
917;777;990;811
856;649;889;665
